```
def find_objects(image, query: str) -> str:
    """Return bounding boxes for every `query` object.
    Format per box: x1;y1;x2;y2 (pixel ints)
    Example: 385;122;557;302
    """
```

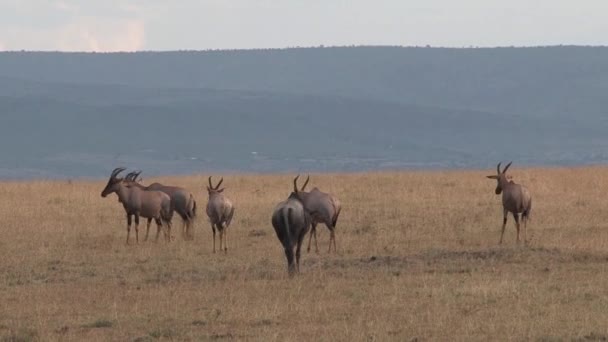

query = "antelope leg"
513;213;521;244
126;214;132;245
212;224;217;253
145;218;152;241
134;215;140;243
499;210;508;244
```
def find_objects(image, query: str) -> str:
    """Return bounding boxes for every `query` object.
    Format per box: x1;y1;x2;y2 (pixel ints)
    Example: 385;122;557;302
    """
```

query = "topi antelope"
486;162;532;244
123;170;176;241
291;175;342;253
205;176;235;253
101;167;173;244
271;175;312;275
125;172;197;240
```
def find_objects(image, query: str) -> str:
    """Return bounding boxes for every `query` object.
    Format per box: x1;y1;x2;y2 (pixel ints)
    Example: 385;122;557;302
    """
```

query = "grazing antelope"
205;176;235;253
101;167;173;244
291;175;342;253
123;171;197;240
486;162;532;244
271;175;312;275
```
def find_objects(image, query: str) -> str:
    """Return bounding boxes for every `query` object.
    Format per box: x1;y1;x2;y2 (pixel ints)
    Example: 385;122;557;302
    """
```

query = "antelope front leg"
154;218;162;242
134;215;140;244
126;214;132;245
145;218;152;241
166;221;173;242
211;224;216;253
523;216;528;245
224;226;228;253
219;229;224;253
499;209;507;244
307;224;317;253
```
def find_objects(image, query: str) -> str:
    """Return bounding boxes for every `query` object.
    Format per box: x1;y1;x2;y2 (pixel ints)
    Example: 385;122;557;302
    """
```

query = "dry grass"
2;167;608;341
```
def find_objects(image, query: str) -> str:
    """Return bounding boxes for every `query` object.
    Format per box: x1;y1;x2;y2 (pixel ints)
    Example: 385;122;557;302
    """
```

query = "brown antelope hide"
291;175;342;253
271;176;312;275
101;168;173;244
486;162;532;244
205;176;235;253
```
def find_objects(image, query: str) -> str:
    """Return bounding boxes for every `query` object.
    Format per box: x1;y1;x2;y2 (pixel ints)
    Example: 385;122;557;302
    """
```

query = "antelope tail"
191;196;197;218
333;206;341;227
225;206;235;227
283;208;292;247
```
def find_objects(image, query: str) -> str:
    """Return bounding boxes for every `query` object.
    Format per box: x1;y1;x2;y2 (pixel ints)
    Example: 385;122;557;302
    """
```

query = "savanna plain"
2;167;608;341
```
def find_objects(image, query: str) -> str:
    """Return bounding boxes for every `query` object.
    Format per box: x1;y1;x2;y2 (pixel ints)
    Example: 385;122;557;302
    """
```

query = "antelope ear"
217;188;225;193
486;175;498;179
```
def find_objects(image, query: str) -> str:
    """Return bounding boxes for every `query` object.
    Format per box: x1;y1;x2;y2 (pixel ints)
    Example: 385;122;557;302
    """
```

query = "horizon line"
1;44;607;54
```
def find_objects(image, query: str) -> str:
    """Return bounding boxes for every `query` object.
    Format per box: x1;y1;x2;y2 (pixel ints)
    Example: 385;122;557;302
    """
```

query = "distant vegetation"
1;46;608;178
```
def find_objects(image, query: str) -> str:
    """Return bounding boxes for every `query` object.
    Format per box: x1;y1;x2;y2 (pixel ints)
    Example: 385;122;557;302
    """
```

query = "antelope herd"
101;161;531;275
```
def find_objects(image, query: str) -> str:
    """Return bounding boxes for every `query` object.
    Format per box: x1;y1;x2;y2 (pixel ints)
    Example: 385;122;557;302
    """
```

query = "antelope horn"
125;170;140;181
208;176;213;189
215;177;224;190
301;174;310;191
496;162;502;175
110;167;126;180
293;174;300;192
503;161;513;174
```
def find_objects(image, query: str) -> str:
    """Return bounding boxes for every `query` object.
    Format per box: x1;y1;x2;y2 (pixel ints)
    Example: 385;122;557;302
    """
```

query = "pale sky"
1;0;607;52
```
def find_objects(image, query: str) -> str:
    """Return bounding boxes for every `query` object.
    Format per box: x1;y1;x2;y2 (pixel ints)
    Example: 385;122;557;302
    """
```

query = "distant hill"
1;46;608;179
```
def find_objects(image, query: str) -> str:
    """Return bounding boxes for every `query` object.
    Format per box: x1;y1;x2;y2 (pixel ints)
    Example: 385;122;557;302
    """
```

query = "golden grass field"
2;166;608;341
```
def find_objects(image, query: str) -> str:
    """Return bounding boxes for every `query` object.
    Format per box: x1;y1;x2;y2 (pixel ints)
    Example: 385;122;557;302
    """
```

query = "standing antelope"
101;167;173;244
486;162;532;244
291;175;342;253
123;171;197;240
271;175;312;275
205;176;235;253
123;171;175;241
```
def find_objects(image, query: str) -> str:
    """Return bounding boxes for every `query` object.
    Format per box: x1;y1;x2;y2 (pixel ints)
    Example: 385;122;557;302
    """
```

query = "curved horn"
133;170;142;182
293;174;300;192
301;174;310;191
208;176;213;189
110;167;126;180
215;177;224;190
125;170;140;181
503;161;513;174
496;162;502;174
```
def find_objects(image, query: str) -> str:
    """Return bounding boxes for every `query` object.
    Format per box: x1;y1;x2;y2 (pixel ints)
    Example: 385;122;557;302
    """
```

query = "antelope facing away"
292;175;342;253
126;171;197;240
101;167;173;244
486;162;532;244
205;176;235;253
271;175;312;276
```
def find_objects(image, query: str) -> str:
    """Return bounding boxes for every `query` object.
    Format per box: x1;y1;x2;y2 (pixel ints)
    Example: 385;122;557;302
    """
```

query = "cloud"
0;1;146;52
58;18;145;52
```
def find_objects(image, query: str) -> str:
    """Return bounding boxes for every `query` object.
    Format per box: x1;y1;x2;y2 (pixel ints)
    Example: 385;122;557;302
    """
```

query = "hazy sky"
1;0;607;52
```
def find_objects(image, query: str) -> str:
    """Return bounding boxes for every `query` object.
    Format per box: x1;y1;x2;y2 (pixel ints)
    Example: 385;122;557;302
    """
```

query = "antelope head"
207;176;225;195
101;167;126;197
486;161;512;194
